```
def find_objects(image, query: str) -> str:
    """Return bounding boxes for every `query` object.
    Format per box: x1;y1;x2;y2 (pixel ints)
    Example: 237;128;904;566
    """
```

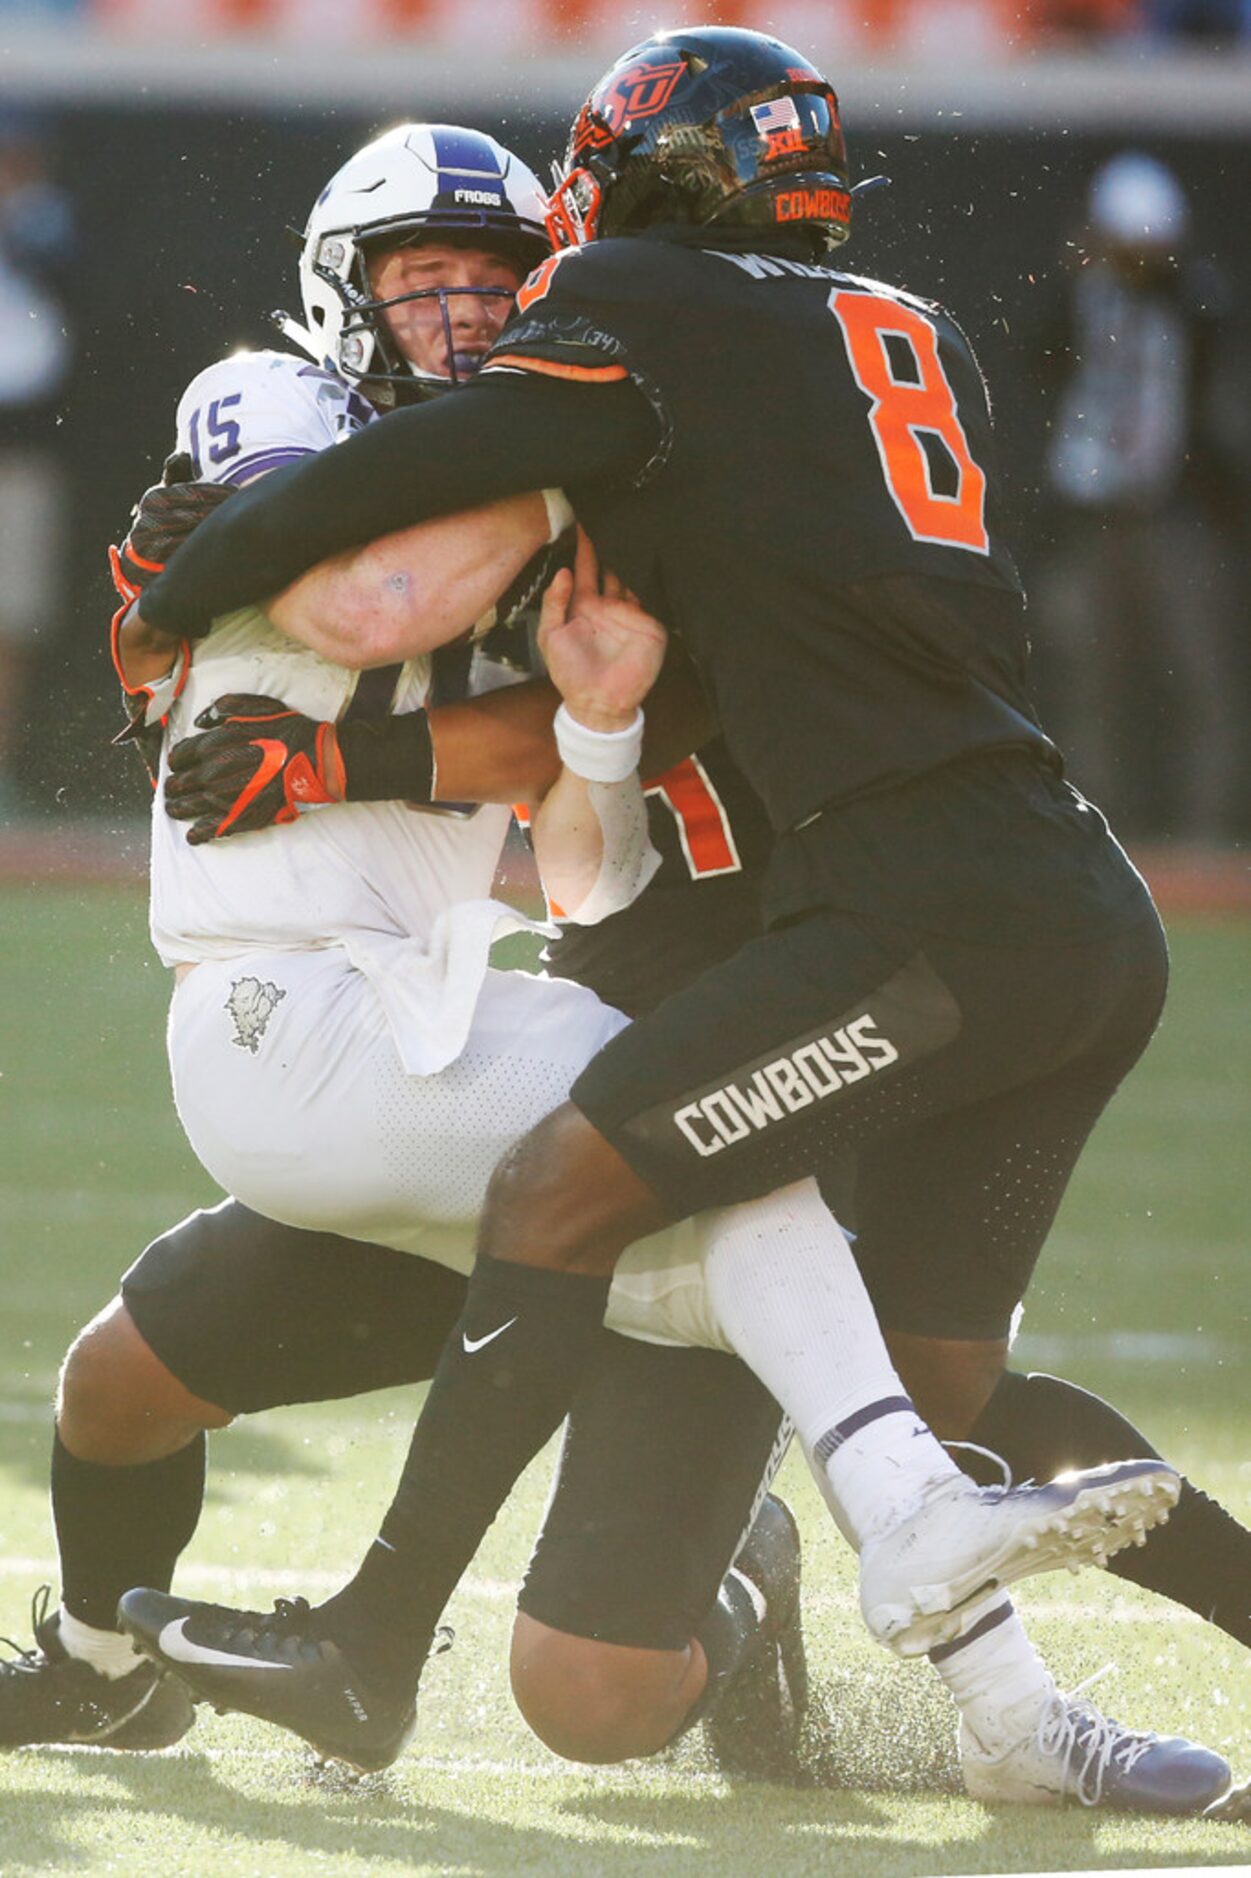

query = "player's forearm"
114;606;184;690
428;680;561;804
530;704;660;925
138;376;657;640
268;494;553;669
430;655;712;806
531;770;659;923
530;769;607;914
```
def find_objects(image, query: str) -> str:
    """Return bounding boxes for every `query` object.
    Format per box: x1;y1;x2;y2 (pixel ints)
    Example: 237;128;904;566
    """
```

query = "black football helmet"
547;26;851;256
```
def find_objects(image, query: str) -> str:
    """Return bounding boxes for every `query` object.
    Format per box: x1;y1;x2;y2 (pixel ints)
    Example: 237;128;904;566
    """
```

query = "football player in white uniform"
4;126;1214;1810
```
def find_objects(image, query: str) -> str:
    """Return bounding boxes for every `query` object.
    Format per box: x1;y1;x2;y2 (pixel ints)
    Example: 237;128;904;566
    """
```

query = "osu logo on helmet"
572;55;688;156
600;56;687;133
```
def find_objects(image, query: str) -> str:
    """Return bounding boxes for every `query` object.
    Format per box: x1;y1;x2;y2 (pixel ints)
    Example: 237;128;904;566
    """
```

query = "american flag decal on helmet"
750;97;802;136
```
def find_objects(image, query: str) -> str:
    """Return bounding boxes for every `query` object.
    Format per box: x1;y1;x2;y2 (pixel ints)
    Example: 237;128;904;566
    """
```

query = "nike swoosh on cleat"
462;1317;518;1354
157;1618;291;1672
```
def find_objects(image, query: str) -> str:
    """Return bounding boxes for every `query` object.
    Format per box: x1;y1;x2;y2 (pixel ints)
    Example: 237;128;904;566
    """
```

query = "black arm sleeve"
139;373;658;638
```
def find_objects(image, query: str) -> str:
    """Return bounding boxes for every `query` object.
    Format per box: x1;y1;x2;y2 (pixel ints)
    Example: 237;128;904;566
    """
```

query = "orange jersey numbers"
645;756;741;880
515;754;740;884
516;249;577;314
828;289;989;555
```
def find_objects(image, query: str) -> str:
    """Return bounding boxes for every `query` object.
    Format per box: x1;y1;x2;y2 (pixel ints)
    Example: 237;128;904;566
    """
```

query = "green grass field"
1;882;1249;1876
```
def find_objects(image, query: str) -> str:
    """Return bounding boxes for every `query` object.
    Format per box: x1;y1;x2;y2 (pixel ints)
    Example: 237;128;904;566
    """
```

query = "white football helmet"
277;123;551;401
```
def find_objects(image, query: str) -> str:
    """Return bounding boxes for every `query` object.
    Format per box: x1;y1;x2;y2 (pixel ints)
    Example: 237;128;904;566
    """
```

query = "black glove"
165;692;437;845
165;695;347;845
109;452;237;608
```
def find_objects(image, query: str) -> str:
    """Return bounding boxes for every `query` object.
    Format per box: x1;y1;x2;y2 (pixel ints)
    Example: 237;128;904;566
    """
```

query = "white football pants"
167;947;729;1352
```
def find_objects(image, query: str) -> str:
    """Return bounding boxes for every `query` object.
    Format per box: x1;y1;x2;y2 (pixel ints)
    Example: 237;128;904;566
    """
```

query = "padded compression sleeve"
140;374;659;639
339;713;435;804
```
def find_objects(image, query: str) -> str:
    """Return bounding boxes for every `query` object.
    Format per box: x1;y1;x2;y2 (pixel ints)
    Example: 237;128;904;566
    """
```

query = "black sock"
52;1429;207;1632
966;1370;1251;1648
317;1259;611;1695
667;1569;763;1743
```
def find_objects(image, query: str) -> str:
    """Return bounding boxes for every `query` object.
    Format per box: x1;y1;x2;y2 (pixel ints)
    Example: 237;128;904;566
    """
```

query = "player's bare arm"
133;374;659;641
266;490;557;668
530;530;666;921
115;609;184;692
116;490;559;687
163;645;715;846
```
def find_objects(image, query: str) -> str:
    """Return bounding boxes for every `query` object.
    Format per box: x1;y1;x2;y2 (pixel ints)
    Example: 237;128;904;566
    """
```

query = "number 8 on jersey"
829;289;990;556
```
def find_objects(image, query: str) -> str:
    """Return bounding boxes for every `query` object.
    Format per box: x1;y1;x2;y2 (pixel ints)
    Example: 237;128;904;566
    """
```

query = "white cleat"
860;1459;1180;1657
961;1682;1231;1814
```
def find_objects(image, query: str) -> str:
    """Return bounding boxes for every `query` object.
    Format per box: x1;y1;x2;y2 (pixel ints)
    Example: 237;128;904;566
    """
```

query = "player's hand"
165;694;346;845
537;529;667;731
109;452;236;609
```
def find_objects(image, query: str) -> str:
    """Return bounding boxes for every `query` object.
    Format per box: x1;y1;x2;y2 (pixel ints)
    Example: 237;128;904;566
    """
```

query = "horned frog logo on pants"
225;976;286;1054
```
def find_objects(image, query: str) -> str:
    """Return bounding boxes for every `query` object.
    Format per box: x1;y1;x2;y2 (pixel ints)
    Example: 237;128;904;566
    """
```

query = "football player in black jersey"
114;28;1247;1811
0;127;799;1785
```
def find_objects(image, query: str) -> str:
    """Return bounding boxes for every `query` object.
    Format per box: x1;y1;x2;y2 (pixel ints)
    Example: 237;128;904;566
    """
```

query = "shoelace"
196;1596;317;1652
264;1601;454;1656
268;1597;314;1635
1035;1667;1156;1807
943;1441;1016;1491
200;1596;455;1664
0;1585;55;1668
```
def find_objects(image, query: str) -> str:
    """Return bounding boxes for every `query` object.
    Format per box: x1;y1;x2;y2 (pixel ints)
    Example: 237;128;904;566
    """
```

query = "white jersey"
146;357;820;1373
148;349;535;1074
148;349;743;1357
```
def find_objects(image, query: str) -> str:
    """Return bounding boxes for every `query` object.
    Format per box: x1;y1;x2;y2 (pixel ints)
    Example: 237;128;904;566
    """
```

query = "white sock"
57;1606;140;1682
929;1595;1057;1758
701;1179;960;1546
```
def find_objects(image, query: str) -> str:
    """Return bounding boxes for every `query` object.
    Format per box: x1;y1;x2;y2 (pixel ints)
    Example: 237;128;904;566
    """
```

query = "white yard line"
0;1325;1228;1425
0;1557;517;1601
35;1739;724;1790
1013;1330;1227;1365
0;1555;1204;1623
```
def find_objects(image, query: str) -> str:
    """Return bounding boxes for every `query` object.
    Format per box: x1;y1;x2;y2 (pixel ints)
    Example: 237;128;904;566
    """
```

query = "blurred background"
2;0;1250;846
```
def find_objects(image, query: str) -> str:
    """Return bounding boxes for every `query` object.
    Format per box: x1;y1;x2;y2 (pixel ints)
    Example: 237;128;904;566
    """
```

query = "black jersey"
545;735;770;1017
487;234;1049;833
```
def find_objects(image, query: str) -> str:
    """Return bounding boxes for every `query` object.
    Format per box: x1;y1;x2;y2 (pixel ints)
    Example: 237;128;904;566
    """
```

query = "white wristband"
554;703;644;783
542;488;575;542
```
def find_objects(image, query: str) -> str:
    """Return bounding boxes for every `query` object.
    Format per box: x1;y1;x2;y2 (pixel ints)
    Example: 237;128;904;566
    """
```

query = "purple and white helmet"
281;123;551;399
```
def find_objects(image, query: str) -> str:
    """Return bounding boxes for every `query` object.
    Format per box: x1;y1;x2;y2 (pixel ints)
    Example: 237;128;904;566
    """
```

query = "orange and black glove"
164;693;437;845
109;452;236;612
109;454;238;783
165;695;347;845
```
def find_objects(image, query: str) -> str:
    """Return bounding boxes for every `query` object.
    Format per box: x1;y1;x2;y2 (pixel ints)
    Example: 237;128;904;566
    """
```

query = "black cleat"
0;1585;194;1751
118;1587;430;1773
704;1494;809;1781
